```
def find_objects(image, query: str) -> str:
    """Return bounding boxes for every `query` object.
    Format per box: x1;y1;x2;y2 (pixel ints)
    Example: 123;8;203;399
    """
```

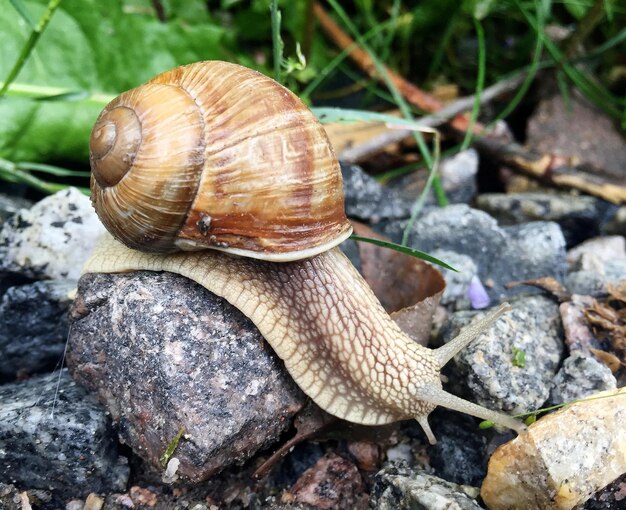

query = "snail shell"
89;61;352;261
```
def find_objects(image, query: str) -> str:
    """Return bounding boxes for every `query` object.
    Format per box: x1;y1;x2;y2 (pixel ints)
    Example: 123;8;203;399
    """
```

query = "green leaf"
563;0;593;20
0;0;237;163
511;346;526;368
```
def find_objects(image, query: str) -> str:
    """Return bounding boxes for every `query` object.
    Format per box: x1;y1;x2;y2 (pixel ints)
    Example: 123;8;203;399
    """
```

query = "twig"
340;72;526;163
313;1;481;134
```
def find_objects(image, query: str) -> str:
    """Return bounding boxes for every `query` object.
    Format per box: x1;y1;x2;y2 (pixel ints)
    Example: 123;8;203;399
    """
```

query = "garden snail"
83;61;524;444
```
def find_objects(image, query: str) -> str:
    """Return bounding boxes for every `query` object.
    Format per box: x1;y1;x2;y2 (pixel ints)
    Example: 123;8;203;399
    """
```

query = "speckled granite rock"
383;205;567;303
0;279;75;381
67;271;307;481
0;371;129;508
0;188;104;280
440;296;563;415
370;464;482;510
549;353;616;405
481;387;626;510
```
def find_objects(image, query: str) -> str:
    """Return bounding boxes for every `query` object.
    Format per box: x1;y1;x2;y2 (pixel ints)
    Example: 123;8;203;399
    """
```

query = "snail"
83;61;524;444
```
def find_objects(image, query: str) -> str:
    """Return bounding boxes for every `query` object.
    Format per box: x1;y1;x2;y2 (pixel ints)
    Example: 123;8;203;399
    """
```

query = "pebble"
281;453;367;509
476;192;606;247
429;250;478;309
67;271;306;481
0;371;129;508
340;163;412;222
559;295;604;353
549;353;616;405
564;236;626;295
0;279;75;381
383;205;567;303
440;296;563;415
0;188;104;280
427;413;487;487
387;149;479;205
481;387;626;510
370;464;483;510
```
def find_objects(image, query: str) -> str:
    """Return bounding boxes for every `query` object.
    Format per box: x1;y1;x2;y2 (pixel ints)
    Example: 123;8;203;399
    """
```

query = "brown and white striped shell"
89;61;352;261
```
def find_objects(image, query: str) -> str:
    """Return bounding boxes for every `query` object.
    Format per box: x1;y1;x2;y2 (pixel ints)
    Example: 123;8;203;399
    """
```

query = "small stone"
388;149;479;205
559;295;603;353
476;192;604;247
428;413;487;487
0;279;75;381
0;371;129;507
549;353;616;405
565;270;610;297
340;163;411;223
580;473;626;509
346;440;381;472
0;188;105;280
370;464;483;510
281;453;367;510
566;236;626;268
67;271;306;481
481;387;626;510
129;486;158;507
430;250;477;309
440;296;563;414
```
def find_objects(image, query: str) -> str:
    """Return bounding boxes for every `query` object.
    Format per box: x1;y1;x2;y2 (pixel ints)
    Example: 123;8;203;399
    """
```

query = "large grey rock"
370;465;482;510
0;279;75;381
0;192;32;222
67;271;307;482
0;371;129;508
383;205;567;303
0;188;105;280
549;353;616;405
440;296;564;414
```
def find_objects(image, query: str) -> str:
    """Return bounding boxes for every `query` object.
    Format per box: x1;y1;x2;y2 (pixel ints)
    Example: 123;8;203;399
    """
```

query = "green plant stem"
0;0;63;97
459;17;485;151
324;0;448;222
0;82;114;105
270;0;282;83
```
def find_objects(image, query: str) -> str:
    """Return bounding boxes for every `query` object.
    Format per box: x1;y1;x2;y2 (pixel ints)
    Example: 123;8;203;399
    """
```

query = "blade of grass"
16;161;91;178
324;0;447;213
351;234;457;271
401;127;440;245
0;158;89;195
0;82;114;105
459;17;486;152
0;0;63;97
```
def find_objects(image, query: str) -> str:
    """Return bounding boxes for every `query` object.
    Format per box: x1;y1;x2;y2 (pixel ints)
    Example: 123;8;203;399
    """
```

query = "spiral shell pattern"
90;61;352;260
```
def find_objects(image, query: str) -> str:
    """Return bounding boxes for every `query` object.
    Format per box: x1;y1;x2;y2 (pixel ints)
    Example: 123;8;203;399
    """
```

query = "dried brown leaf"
505;277;571;302
589;348;624;373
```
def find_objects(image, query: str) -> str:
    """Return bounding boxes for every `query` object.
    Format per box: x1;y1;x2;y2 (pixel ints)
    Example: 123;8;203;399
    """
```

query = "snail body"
84;61;523;443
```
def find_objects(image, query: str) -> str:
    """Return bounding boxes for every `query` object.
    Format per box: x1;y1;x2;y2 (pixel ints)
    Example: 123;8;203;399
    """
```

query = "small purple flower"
468;275;490;309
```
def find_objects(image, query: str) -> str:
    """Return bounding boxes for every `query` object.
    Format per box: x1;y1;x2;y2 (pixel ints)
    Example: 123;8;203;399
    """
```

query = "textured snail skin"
83;234;525;444
89;61;352;260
